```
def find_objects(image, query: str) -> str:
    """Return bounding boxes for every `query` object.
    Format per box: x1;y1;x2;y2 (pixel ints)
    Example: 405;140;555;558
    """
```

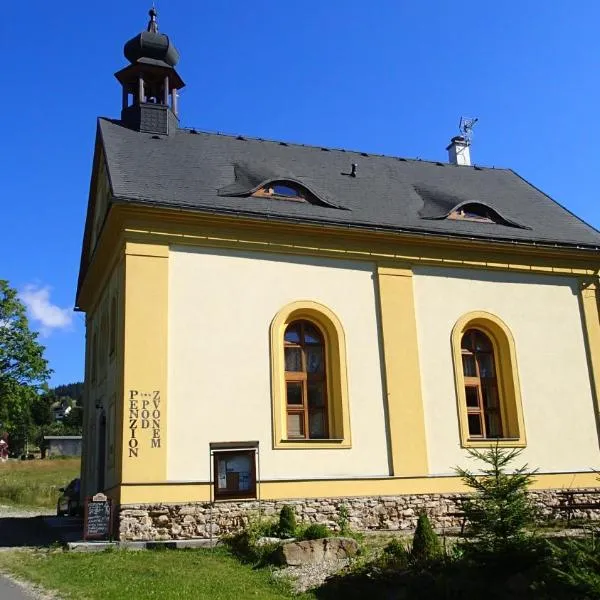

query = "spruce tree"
455;445;538;563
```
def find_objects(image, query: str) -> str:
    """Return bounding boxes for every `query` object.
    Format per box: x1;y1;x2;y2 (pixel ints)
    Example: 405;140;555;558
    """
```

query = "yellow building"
77;11;600;540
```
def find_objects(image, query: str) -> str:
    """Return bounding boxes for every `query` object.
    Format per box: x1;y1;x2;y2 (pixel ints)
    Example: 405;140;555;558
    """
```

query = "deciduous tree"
0;280;51;441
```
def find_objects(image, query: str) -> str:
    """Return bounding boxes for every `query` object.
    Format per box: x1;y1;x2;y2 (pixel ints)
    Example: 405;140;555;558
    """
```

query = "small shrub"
302;523;332;540
337;503;350;534
411;513;441;562
223;514;279;563
384;538;410;563
278;505;297;538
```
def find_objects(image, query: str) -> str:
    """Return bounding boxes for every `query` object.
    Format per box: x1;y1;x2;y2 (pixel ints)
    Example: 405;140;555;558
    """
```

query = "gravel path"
273;558;351;593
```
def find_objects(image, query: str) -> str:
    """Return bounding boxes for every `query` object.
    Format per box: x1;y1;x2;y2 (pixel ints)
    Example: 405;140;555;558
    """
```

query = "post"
138;76;145;104
163;76;169;105
171;89;178;116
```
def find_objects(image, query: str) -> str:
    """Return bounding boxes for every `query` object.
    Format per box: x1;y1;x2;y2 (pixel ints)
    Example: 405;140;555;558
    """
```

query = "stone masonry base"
118;489;600;541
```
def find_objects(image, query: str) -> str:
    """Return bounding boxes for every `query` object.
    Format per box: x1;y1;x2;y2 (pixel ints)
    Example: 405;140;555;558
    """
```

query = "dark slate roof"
98;118;600;249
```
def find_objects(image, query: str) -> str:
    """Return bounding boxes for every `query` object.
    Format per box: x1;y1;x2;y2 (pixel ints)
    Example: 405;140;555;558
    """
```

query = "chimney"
446;135;471;166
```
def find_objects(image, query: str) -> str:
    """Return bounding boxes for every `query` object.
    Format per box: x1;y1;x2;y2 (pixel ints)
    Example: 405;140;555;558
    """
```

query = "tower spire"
116;7;185;135
147;6;158;34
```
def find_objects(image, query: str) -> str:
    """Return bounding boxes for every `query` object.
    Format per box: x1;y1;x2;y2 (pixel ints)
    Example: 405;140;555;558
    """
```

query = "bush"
223;514;279;563
383;538;410;567
337;503;350;534
411;513;441;562
301;523;332;540
548;537;600;598
278;504;297;538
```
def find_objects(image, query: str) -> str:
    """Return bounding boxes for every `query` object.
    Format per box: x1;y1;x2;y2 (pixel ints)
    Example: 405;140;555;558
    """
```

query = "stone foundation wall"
118;489;600;541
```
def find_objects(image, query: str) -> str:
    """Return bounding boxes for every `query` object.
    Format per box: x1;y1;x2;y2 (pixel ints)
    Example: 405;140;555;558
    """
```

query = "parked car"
56;478;81;517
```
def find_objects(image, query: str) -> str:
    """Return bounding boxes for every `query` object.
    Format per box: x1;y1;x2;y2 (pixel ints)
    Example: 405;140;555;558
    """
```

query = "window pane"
287;412;304;438
461;332;474;352
474;332;492;352
303;324;322;344
478;353;495;378
465;386;479;408
286;382;303;405
485;411;503;438
462;354;477;377
306;346;324;374
272;184;300;197
284;325;300;344
308;382;325;408
217;453;252;492
309;410;326;438
285;347;302;372
482;382;499;409
467;413;483;436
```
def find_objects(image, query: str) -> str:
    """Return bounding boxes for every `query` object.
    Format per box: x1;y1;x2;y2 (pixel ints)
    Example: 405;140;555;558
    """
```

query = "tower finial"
147;6;158;33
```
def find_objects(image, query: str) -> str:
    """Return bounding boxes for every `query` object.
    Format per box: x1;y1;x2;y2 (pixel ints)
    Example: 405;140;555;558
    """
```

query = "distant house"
43;436;82;458
76;9;600;541
51;402;72;422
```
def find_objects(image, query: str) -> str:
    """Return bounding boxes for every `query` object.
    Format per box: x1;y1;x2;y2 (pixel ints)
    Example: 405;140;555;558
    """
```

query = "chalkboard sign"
84;493;113;541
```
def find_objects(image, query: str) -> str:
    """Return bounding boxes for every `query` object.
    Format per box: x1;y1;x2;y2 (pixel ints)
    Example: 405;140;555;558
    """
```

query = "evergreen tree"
455;445;538;563
411;512;441;561
278;505;297;538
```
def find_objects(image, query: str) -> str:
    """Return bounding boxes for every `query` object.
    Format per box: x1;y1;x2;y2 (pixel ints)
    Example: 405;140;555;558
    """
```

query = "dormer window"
253;182;307;202
448;203;495;223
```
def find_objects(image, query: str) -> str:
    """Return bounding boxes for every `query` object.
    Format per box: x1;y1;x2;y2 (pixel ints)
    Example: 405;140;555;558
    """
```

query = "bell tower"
115;8;185;135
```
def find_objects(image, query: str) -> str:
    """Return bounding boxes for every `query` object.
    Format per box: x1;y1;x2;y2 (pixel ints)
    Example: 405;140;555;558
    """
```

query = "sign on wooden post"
83;493;113;541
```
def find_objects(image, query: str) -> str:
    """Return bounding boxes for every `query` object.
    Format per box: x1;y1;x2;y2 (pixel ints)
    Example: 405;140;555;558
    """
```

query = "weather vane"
458;117;479;145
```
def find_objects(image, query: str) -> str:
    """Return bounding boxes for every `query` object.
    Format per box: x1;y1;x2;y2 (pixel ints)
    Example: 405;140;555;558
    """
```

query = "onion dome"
123;8;180;67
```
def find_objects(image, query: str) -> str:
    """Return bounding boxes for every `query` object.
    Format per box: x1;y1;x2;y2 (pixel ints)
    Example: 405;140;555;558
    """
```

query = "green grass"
0;547;315;600
0;458;79;509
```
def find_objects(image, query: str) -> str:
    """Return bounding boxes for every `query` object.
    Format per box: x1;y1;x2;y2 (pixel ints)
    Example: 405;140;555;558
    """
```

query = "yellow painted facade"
376;266;429;476
78;201;600;507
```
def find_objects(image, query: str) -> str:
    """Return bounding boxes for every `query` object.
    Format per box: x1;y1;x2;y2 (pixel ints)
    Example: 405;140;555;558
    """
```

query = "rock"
256;536;282;546
275;537;359;566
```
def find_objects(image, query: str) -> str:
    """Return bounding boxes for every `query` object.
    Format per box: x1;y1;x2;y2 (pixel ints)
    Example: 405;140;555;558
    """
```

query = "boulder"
275;537;359;566
256;536;283;546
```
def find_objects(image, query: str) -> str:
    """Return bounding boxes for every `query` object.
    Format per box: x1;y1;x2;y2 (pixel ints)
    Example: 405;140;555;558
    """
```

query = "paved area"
0;506;62;599
0;576;38;599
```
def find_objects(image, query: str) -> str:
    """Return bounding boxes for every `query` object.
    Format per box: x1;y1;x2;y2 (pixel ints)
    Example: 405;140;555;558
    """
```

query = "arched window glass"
452;312;526;448
461;329;502;438
253;181;307;202
284;320;328;439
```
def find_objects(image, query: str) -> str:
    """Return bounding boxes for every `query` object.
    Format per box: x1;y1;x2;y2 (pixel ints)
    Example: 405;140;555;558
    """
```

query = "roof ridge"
98;116;506;171
174;121;503;171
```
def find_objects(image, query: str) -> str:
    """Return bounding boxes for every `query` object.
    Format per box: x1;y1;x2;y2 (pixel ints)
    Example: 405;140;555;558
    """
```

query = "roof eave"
111;196;600;254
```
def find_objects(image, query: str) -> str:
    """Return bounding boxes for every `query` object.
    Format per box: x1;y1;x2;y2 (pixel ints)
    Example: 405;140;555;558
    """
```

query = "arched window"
270;301;351;449
284;320;328;439
253;181;307;202
461;329;502;438
452;312;526;448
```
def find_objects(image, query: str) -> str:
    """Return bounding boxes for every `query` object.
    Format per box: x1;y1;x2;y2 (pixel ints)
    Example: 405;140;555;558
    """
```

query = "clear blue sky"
3;1;600;386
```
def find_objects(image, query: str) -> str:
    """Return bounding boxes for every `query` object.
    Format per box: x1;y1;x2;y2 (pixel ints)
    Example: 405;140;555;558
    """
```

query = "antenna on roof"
458;117;478;145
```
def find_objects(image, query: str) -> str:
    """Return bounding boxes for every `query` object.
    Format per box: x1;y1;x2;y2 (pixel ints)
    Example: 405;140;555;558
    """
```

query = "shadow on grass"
0;516;71;548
